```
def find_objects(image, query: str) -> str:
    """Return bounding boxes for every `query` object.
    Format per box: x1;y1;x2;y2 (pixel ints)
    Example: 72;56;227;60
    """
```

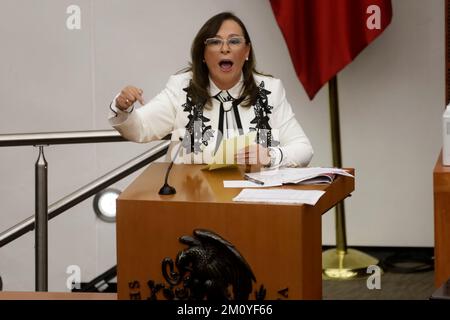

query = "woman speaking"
109;12;313;168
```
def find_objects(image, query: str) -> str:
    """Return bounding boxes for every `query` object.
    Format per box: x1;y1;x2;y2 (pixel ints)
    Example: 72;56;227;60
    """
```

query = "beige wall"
0;0;444;290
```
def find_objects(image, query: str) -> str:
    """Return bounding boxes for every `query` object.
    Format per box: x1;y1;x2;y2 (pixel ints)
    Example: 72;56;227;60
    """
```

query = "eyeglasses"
204;36;247;50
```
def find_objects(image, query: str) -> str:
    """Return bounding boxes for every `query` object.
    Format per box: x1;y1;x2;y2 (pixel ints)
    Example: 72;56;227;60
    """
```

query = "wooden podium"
433;151;450;287
116;163;354;300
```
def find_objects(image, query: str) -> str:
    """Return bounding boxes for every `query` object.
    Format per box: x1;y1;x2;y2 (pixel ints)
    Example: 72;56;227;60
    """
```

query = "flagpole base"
322;248;380;280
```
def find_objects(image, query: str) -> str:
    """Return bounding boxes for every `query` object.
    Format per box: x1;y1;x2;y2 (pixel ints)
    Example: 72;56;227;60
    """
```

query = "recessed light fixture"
93;188;121;222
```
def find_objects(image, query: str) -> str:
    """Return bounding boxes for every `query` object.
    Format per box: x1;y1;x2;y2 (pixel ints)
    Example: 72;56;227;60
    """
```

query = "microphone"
159;137;185;195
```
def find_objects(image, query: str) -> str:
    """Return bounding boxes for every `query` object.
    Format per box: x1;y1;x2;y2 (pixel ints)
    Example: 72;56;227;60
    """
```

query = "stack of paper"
232;189;326;206
202;131;257;171
244;167;353;186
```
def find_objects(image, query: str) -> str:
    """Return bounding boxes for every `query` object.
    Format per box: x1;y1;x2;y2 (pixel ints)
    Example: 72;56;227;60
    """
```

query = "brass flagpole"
322;76;379;279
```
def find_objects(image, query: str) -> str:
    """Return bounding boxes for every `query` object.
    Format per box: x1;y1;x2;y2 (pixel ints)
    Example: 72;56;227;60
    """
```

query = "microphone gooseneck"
159;138;184;195
159;161;176;195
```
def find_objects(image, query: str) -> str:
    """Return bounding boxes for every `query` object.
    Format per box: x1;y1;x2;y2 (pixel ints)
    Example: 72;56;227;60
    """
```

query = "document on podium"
202;131;257;171
244;167;353;185
223;180;282;188
233;189;326;206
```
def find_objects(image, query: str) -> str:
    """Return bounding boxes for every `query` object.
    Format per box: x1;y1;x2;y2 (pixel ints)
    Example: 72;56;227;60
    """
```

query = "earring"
245;57;249;61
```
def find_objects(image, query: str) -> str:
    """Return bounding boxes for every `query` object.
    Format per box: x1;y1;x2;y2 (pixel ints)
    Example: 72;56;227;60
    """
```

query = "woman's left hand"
235;144;271;166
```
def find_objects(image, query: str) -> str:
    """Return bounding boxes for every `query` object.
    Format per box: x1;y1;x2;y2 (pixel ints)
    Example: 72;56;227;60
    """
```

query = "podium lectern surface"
117;163;354;300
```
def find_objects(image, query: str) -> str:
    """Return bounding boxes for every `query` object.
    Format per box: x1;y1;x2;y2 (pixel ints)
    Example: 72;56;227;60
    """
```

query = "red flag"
270;0;392;99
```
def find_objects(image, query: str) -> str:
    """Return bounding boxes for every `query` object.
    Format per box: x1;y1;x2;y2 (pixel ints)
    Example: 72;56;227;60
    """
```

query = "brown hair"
186;12;265;108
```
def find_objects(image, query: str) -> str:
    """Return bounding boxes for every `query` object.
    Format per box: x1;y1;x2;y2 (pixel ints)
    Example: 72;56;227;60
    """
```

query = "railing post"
35;145;48;291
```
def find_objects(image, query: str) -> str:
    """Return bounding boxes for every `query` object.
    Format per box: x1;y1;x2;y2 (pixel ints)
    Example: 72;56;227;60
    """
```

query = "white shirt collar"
208;73;244;99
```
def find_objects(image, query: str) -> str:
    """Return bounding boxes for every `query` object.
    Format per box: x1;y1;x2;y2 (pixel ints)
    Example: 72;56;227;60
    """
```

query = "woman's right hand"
116;86;145;111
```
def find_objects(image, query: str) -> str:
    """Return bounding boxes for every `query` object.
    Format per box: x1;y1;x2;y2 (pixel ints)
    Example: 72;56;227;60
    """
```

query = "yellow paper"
202;131;257;171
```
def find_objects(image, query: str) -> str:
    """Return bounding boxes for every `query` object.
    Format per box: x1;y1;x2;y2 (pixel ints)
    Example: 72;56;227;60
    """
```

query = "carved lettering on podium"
277;287;289;299
128;280;141;300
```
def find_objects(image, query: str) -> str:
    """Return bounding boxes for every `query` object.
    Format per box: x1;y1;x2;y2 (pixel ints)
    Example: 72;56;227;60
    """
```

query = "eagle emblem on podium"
149;229;266;301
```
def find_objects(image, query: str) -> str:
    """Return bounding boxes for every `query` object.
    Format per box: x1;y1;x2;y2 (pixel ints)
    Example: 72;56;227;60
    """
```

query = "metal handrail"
0;129;172;290
0;130;126;147
0;139;170;247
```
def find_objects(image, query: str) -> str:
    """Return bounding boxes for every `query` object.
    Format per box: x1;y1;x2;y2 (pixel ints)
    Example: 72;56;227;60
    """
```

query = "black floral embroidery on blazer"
250;81;280;148
181;84;214;154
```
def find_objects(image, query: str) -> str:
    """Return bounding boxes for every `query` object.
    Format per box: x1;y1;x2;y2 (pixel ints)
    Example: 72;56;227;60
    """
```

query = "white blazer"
109;72;313;167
